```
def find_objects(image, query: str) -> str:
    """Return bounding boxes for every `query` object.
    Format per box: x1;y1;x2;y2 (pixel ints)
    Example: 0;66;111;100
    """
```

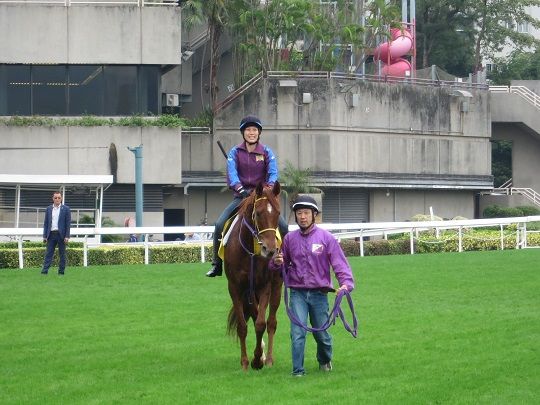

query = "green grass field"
1;250;539;404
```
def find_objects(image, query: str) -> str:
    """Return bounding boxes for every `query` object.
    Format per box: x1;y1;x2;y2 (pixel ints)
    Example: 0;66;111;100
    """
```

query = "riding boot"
206;260;223;277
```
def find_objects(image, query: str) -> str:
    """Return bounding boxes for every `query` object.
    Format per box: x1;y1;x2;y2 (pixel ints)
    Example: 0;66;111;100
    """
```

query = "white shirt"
51;204;61;231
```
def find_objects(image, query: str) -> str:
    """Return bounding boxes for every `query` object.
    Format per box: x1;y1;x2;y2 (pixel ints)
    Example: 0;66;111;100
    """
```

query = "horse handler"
270;195;355;377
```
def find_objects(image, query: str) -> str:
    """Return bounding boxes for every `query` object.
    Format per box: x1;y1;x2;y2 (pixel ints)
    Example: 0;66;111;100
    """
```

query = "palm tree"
182;0;228;109
280;161;323;223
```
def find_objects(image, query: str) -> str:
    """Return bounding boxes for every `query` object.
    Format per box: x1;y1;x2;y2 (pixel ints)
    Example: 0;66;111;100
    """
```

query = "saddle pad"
218;215;239;261
218;216;282;261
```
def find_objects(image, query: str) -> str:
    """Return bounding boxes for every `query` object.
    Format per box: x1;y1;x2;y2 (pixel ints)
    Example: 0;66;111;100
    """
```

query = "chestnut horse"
224;182;283;370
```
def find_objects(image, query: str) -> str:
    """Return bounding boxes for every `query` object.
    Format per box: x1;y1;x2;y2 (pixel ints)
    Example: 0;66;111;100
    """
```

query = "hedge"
0;244;214;269
1;231;539;269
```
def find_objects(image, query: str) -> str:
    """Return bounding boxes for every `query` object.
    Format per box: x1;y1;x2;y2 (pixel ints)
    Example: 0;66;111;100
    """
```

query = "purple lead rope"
280;265;358;338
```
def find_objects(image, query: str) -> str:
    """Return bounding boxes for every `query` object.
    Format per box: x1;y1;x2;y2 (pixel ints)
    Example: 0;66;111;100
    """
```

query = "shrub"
483;204;539;218
339;239;360;257
516;206;540;216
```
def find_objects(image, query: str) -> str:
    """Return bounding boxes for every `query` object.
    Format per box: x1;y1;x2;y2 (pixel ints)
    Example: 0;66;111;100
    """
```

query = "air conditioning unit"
166;93;179;107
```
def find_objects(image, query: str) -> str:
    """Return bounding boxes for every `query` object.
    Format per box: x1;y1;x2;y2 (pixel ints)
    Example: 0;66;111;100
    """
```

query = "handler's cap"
239;115;263;133
292;195;319;213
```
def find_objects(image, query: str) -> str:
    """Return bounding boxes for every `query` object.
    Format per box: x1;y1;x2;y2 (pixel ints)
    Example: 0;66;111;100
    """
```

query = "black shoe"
58;272;64;276
205;264;222;277
41;271;48;275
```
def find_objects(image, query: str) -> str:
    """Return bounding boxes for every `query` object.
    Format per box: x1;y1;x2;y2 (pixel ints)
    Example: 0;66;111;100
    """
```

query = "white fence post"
83;235;88;267
144;234;149;265
200;242;205;263
17;236;24;269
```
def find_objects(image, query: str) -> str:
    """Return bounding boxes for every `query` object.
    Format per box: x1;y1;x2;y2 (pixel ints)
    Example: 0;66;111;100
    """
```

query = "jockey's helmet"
239;115;263;134
292;195;319;214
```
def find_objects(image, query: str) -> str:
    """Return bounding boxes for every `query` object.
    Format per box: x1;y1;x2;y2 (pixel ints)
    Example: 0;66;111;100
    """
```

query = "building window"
516;21;529;33
0;65;31;115
69;65;104;115
0;64;160;116
33;65;67;115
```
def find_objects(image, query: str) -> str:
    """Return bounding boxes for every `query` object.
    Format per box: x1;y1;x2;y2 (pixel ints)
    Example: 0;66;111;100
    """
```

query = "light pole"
128;145;143;227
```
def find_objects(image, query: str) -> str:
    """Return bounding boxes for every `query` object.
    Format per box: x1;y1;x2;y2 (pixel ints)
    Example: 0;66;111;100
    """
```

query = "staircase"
489;85;540;110
484;178;540;209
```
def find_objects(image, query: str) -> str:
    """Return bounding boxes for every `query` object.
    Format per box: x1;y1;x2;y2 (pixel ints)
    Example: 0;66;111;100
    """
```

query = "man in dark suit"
41;191;71;275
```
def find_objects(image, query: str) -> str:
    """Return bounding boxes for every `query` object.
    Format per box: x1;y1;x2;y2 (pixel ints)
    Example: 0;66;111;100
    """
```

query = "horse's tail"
227;298;253;338
227;306;238;337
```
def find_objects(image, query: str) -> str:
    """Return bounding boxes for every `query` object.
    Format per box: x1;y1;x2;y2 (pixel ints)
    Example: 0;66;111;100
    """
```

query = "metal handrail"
489;85;540;109
488;187;540;208
214;71;264;113
181;127;211;135
499;178;513;188
214;70;488;114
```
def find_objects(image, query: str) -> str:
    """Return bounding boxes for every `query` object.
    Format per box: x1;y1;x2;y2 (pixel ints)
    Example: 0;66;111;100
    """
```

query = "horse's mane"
237;185;280;218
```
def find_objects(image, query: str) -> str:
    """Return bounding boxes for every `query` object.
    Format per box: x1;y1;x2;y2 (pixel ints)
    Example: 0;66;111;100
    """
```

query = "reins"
279;264;359;338
237;195;278;304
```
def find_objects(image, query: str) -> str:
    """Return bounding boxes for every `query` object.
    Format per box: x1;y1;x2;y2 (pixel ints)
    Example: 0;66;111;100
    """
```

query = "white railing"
0;0;177;6
490;85;540;109
181;127;211;135
2;216;540;269
499;178;513;189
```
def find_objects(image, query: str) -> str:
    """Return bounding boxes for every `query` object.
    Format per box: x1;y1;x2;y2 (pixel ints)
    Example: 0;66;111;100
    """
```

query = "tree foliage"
414;0;540;75
181;0;229;109
186;1;401;94
415;0;475;75
489;49;540;84
491;140;512;188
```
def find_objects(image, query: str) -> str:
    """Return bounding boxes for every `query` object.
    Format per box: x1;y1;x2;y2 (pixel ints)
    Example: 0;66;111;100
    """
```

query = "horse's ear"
273;181;280;196
256;183;264;196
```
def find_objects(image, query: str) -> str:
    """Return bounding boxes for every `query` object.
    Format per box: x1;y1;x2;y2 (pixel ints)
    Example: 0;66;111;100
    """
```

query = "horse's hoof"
265;358;274;367
251;359;264;370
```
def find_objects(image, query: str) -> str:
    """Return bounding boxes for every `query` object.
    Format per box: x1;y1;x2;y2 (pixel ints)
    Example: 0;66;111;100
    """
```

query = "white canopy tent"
0;174;113;230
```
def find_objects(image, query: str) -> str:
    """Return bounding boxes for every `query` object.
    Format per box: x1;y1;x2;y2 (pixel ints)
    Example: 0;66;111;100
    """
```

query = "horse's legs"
228;282;250;370
251;284;271;370
265;273;283;367
236;304;250;371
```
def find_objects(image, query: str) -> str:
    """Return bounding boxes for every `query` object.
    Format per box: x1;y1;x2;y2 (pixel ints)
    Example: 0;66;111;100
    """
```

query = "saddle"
218;214;282;262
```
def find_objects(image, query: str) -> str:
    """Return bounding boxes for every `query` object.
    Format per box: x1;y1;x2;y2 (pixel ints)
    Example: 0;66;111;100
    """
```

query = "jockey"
206;115;289;277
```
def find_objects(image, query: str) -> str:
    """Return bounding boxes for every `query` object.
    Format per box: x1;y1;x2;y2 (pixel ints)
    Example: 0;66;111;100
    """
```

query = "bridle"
240;195;278;254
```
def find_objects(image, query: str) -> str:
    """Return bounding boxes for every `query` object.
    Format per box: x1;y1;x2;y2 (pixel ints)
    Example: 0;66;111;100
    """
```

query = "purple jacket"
226;141;278;196
270;225;355;292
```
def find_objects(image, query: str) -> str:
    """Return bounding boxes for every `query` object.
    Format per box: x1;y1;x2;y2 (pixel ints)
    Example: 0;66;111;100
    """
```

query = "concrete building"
182;73;493;225
0;1;185;234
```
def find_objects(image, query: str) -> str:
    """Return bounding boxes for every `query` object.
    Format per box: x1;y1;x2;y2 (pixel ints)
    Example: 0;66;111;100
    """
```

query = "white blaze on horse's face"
266;202;272;213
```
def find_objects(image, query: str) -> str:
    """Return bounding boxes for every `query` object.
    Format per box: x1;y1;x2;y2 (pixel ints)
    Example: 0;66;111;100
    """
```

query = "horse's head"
251;181;281;259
